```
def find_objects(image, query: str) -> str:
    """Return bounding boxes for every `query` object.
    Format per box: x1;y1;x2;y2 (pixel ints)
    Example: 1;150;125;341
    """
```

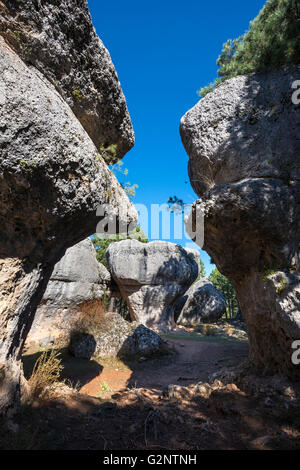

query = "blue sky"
88;0;266;276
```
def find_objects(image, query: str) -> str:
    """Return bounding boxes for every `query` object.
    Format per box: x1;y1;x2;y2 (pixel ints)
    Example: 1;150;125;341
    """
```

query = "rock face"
106;240;200;330
0;1;137;415
175;278;226;324
181;67;300;378
0;0;134;161
27;238;112;345
69;312;166;359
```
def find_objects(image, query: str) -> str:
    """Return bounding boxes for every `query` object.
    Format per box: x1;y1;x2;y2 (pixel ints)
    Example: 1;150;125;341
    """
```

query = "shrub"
28;349;63;400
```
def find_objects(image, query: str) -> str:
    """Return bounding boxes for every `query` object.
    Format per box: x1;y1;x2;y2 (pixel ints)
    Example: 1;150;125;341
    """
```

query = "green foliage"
209;268;239;319
99;143;118;163
276;277;288;295
97;144;138;200
198;0;300;97
72;88;84;101
262;268;277;282
110;159;138;201
193;258;206;281
99;382;112;393
198;82;214;98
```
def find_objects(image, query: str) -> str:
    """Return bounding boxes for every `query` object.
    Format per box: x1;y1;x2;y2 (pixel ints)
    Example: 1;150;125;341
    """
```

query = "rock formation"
0;0;134;161
69;312;166;360
0;1;137;415
106;240;199;330
181;67;300;378
27;238;112;346
175;278;226;325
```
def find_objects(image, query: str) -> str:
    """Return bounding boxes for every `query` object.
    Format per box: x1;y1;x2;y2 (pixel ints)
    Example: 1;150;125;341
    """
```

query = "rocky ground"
1;321;300;450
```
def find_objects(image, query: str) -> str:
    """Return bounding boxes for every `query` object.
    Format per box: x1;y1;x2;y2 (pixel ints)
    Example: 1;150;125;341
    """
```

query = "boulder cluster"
27;236;227;351
1;0;297;420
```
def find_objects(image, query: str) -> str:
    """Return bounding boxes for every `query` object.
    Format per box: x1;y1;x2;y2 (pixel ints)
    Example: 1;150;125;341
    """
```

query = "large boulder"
106;240;200;330
27;238;112;345
69;312;166;359
0;1;137;415
181;67;300;378
0;0;134;161
175;278;226;324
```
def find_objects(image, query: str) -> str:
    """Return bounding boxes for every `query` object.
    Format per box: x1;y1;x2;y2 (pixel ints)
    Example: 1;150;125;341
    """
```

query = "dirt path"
79;335;248;398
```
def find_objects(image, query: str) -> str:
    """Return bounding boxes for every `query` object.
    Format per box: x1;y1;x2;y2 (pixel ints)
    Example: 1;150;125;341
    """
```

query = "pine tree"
209;268;239;319
199;0;300;97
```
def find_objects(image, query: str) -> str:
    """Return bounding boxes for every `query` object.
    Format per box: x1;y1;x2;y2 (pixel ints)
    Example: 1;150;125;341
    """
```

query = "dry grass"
70;303;111;336
197;324;218;336
28;349;63;400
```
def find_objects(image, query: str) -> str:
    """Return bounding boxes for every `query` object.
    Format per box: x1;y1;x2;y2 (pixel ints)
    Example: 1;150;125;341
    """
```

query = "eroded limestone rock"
106;240;199;330
181;67;300;378
0;2;136;415
0;0;134;161
27;238;112;345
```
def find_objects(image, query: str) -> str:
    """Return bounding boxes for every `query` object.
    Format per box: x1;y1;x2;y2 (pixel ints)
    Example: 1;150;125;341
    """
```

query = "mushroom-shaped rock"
175;278;226;324
106;240;200;330
27;238;112;345
181;67;300;378
0;1;136;414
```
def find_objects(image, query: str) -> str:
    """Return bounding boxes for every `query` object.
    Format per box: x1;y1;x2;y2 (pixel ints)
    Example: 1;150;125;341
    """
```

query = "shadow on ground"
12;328;299;450
1;372;300;450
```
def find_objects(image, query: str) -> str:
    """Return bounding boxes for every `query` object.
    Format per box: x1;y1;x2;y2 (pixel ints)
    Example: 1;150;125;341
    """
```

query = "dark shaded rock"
120;324;164;358
176;278;226;324
181;67;300;378
106;240;200;330
69;333;96;360
235;308;243;321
